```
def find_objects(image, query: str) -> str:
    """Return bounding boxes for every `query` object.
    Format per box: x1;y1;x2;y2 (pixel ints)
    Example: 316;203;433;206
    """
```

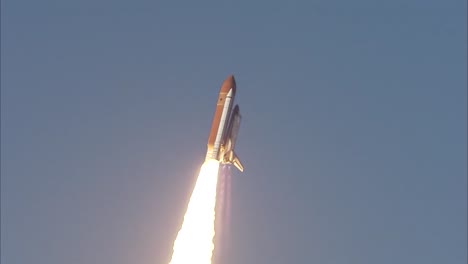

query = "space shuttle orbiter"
205;75;244;172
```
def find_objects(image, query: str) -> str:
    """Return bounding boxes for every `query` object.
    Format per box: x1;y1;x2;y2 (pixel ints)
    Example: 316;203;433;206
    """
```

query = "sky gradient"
2;1;467;263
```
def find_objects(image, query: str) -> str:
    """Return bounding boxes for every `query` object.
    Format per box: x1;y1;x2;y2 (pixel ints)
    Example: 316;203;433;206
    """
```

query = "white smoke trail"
168;159;220;264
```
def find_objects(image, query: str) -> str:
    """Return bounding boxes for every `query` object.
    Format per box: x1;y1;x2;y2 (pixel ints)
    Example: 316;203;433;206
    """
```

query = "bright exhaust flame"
168;159;220;264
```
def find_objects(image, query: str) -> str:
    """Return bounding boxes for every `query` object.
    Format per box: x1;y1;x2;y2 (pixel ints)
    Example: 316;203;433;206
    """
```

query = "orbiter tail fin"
227;150;244;172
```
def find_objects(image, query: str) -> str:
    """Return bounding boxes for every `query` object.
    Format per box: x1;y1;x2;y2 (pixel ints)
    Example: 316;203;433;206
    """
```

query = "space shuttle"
205;75;244;172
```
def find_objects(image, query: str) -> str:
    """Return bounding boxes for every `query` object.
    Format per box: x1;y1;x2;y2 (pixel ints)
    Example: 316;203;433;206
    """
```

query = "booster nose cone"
225;75;235;86
220;75;236;95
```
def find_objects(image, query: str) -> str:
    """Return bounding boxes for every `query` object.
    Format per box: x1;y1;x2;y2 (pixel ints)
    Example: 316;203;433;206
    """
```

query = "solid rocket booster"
206;75;244;172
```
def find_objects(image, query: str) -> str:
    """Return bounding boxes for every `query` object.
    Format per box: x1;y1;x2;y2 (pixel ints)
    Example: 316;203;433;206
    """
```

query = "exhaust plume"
212;165;232;264
168;159;220;264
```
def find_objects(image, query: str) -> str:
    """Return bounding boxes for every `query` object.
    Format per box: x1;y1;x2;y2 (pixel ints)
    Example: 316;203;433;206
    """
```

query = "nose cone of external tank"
220;75;236;95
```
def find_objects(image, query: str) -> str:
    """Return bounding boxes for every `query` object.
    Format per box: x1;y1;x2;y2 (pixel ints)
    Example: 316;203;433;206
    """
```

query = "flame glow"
168;159;220;264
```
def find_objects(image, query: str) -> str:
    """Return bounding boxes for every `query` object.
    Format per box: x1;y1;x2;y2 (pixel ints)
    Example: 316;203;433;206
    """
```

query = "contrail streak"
212;165;232;264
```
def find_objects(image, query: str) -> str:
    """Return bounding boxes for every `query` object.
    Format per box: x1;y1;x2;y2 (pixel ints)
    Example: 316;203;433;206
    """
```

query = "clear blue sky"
2;1;466;263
